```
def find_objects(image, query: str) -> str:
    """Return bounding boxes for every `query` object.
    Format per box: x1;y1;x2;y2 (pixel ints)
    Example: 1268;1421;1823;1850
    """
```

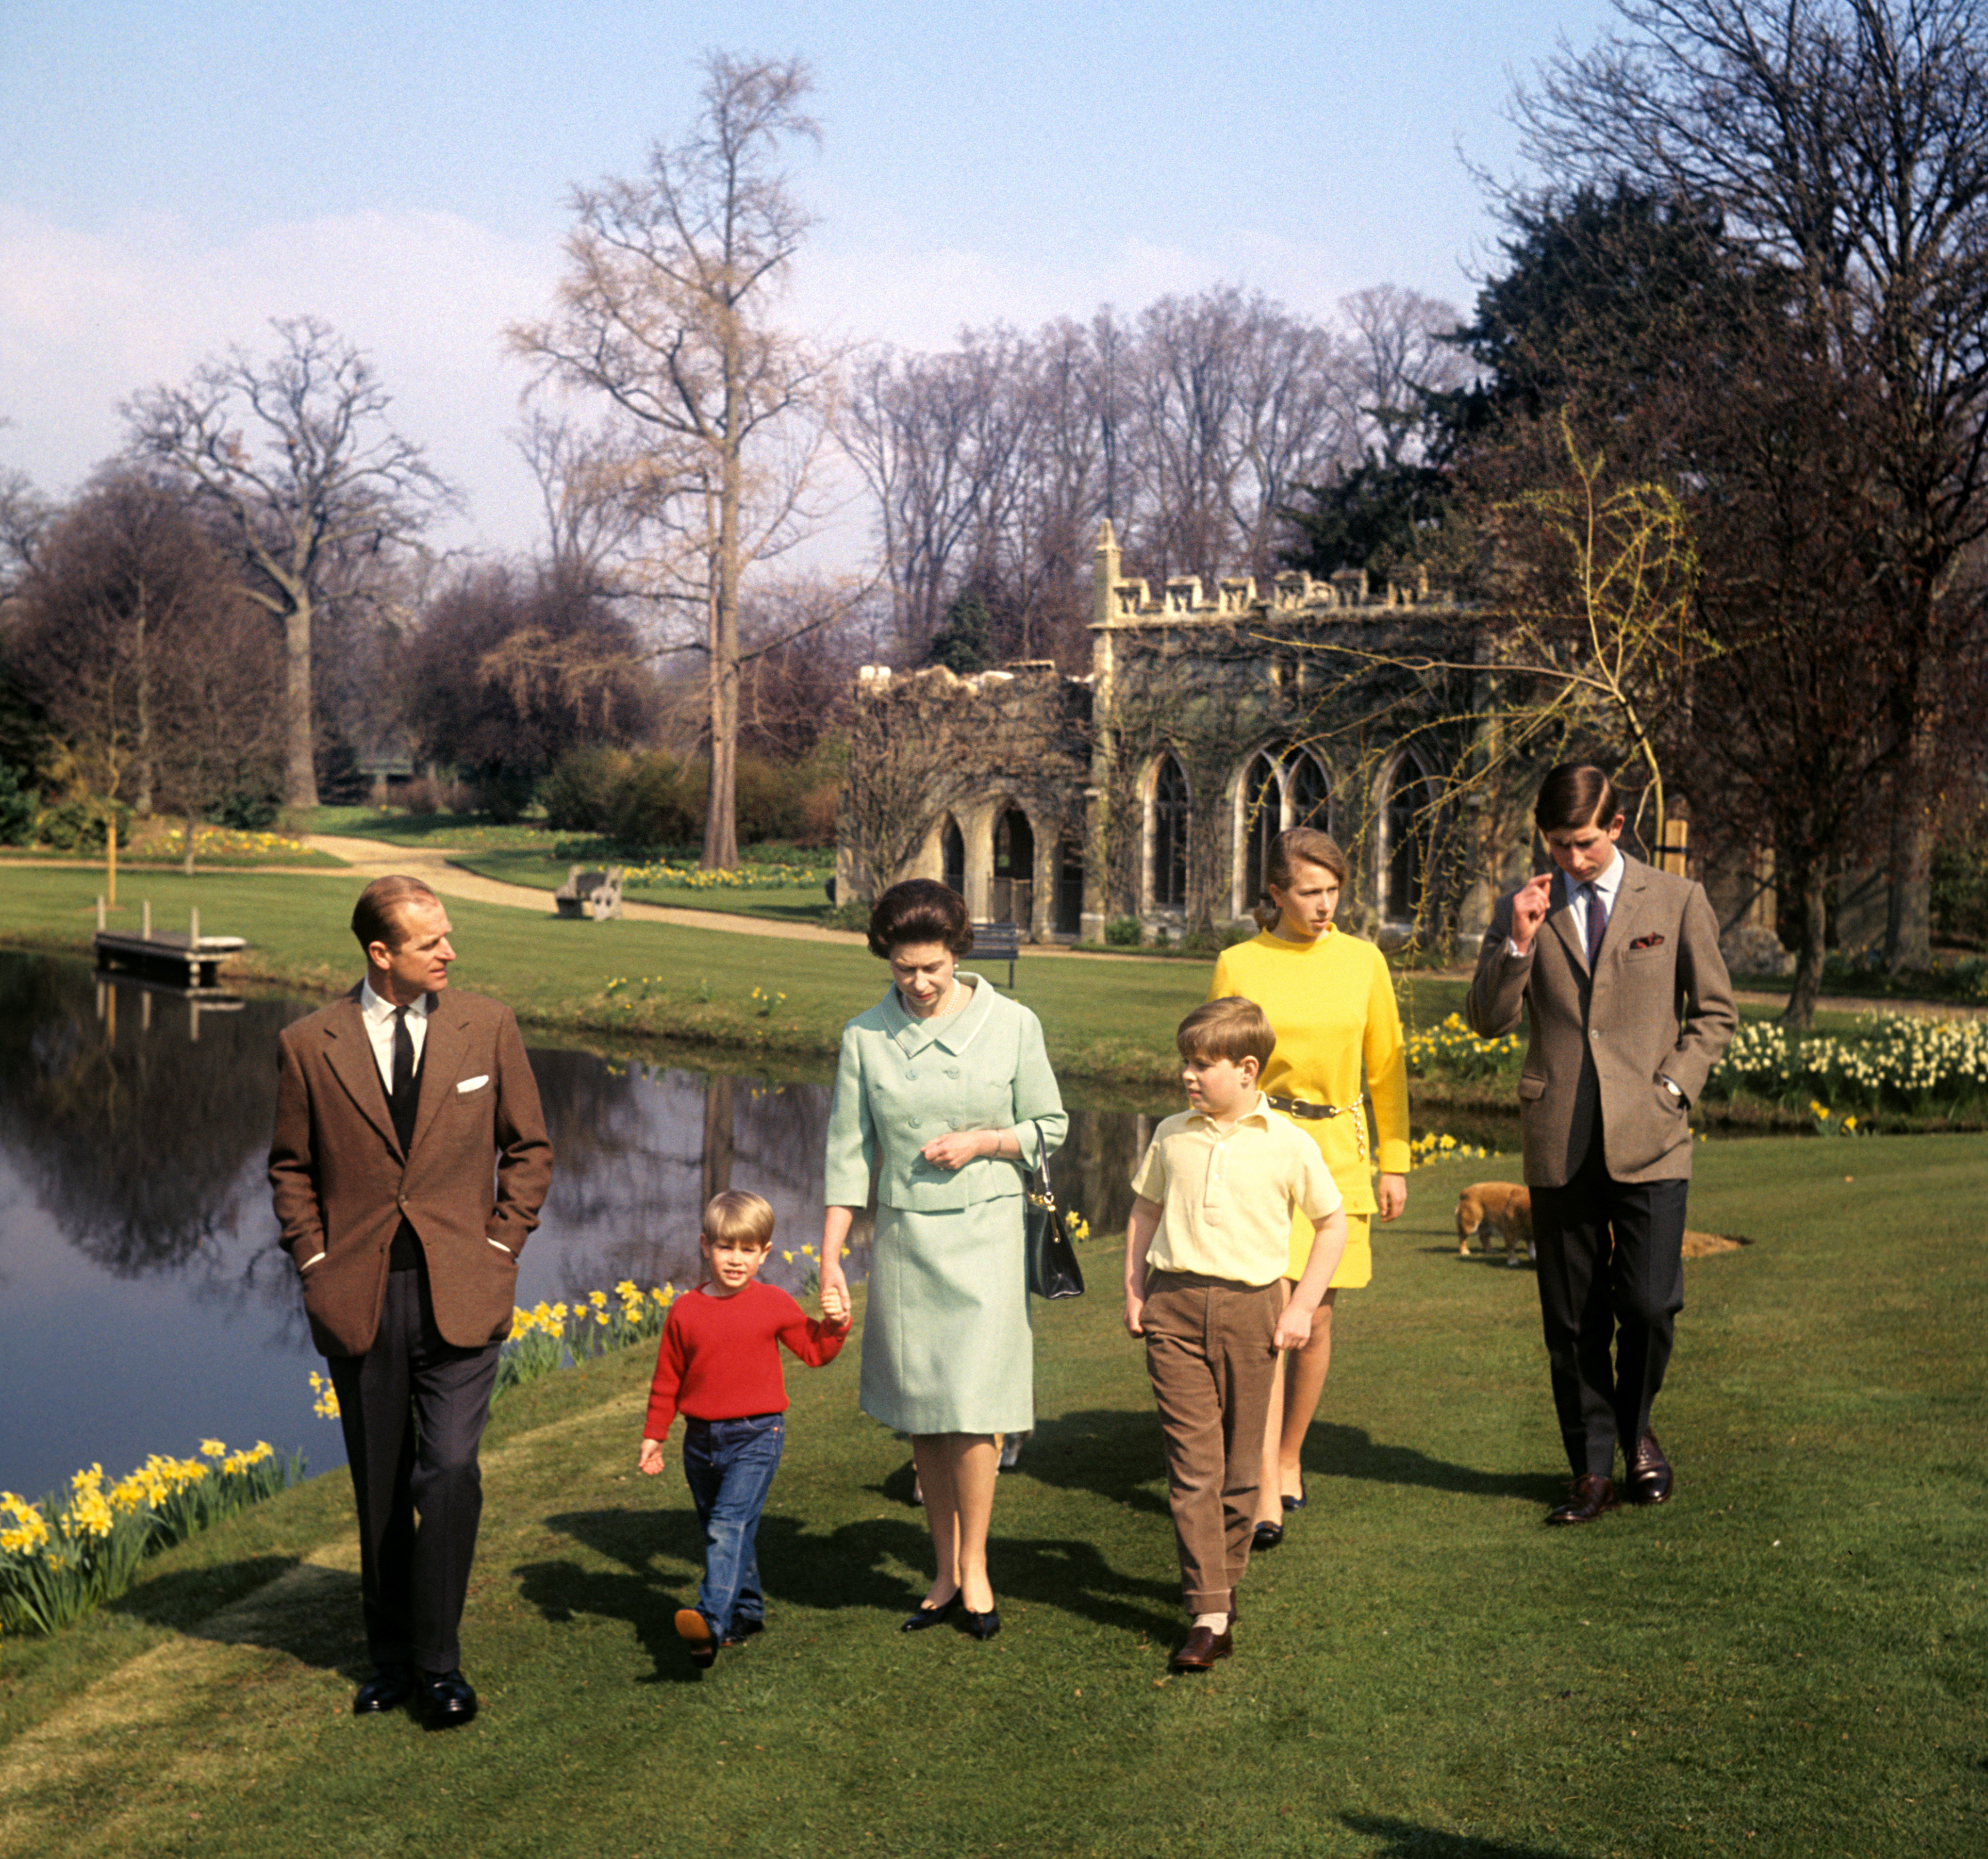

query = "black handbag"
1023;1119;1084;1300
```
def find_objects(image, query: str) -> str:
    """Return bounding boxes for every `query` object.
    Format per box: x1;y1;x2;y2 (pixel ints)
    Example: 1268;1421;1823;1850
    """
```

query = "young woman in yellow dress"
1207;826;1409;1544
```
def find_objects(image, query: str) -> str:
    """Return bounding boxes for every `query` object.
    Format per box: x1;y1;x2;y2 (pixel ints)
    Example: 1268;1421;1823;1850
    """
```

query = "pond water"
0;953;1160;1500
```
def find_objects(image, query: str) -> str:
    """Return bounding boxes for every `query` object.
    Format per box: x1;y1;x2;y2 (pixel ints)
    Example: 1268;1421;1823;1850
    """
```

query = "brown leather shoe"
1169;1625;1234;1672
1625;1432;1673;1505
1546;1474;1621;1525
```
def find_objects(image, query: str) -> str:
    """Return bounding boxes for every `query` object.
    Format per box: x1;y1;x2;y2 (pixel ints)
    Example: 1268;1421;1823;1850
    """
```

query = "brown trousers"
1141;1269;1282;1615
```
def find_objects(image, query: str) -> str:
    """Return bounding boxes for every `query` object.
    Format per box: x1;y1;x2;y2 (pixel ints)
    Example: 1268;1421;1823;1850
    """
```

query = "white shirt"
359;979;432;1095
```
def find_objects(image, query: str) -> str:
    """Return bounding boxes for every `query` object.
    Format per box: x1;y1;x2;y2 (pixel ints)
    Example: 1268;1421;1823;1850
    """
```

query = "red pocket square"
1628;932;1666;950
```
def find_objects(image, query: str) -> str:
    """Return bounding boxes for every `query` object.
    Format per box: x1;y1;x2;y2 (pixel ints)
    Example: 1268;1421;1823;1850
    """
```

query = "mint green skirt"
859;1198;1034;1435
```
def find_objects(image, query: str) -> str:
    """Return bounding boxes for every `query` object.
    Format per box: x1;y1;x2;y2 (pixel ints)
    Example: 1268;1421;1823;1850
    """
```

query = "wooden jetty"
93;898;247;994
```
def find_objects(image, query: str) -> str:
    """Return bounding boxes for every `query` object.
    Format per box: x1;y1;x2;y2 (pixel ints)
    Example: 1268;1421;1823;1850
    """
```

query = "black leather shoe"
352;1662;415;1715
1251;1521;1284;1551
419;1668;478;1728
1626;1432;1673;1505
901;1593;960;1632
960;1607;1000;1641
721;1618;764;1648
1546;1474;1622;1525
1281;1478;1307;1512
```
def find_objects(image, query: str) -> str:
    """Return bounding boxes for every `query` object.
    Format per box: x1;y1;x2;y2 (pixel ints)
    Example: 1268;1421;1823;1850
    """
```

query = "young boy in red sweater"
639;1190;851;1667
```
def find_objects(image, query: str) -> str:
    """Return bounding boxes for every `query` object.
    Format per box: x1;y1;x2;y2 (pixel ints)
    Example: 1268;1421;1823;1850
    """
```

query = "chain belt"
1262;1092;1368;1162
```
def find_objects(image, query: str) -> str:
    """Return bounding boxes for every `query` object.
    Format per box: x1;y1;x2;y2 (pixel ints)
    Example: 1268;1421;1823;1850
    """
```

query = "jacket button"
906;1068;918;1079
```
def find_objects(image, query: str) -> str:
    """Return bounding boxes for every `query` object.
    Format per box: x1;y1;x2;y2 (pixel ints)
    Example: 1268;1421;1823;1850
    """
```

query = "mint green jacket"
824;974;1066;1211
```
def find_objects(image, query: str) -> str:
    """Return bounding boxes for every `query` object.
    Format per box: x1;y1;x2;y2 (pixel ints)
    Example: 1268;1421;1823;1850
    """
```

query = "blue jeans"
680;1414;785;1636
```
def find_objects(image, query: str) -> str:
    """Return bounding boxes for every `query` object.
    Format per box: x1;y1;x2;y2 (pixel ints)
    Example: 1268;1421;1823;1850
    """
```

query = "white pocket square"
456;1075;490;1094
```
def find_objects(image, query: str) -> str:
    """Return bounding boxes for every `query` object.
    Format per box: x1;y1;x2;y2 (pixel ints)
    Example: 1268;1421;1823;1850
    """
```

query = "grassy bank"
1;1136;1981;1858
0;865;1213;1088
1;866;1966;1112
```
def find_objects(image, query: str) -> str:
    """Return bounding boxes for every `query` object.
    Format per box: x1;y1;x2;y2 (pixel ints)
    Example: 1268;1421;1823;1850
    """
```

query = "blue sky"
0;0;1619;561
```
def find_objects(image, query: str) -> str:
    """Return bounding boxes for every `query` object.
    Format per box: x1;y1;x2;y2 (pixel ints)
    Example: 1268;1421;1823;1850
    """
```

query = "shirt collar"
360;979;433;1024
1189;1091;1273;1134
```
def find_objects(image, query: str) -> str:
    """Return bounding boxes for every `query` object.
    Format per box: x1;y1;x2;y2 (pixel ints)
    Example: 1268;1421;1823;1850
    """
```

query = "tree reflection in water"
0;953;1160;1494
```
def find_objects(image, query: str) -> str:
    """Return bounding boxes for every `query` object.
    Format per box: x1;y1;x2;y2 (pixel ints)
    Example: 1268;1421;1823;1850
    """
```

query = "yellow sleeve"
1363;946;1410;1175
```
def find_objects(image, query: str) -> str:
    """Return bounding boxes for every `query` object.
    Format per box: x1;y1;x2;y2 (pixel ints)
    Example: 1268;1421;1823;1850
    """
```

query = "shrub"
609;751;706;851
1104;916;1143;947
0;762;36;846
214;785;282;831
36;797;133;853
541;745;630;834
476;766;538;824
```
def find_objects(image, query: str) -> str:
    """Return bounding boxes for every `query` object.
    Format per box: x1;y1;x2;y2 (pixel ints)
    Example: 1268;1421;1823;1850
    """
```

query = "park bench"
554;865;625;921
971;919;1022;988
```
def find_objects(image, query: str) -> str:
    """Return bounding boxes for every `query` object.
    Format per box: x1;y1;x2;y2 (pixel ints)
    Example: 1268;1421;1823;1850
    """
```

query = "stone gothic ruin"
836;521;1515;948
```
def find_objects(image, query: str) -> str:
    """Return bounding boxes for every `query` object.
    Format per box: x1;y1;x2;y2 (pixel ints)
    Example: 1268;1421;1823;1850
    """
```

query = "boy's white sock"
1192;1611;1227;1632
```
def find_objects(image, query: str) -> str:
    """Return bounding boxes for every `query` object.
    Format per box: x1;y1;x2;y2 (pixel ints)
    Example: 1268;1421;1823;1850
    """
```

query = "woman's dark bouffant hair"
867;879;975;960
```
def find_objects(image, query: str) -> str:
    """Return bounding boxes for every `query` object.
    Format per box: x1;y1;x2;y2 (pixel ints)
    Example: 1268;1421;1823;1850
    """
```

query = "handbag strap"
1028;1118;1055;1195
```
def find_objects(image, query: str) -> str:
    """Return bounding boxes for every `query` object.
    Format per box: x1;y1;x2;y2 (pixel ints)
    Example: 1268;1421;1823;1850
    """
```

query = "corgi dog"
1456;1182;1534;1265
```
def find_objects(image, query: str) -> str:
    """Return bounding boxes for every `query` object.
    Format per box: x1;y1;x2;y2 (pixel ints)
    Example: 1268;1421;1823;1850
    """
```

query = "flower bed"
1;1440;300;1637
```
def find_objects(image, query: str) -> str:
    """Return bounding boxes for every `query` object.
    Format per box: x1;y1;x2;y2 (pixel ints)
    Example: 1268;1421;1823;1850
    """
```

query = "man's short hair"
1176;996;1276;1069
1534;764;1620;834
351;876;442;954
702;1189;775;1250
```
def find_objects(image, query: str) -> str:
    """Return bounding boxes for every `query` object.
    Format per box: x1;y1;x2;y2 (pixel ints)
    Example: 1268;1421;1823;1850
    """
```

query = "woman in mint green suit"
819;880;1065;1640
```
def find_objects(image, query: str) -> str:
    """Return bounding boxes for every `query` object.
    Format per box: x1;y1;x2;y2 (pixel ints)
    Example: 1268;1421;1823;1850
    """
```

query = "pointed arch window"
1152;755;1189;909
940;815;965;896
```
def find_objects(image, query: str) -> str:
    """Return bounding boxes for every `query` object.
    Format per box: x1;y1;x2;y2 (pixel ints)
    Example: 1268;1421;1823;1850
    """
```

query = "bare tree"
123;317;451;810
510;52;833;869
1338;283;1474;464
9;473;279;864
1512;0;1988;966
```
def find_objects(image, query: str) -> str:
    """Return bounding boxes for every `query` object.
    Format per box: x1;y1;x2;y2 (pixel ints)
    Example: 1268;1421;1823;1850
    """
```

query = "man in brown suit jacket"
1467;766;1735;1525
270;876;552;1724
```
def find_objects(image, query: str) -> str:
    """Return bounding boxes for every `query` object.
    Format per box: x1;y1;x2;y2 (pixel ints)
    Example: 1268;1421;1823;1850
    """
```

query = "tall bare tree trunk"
1783;859;1827;1029
283;597;318;811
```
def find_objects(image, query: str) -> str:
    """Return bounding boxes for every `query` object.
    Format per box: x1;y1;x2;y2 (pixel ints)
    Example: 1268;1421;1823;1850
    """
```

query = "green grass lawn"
0;865;1928;1104
1;1135;1981;1858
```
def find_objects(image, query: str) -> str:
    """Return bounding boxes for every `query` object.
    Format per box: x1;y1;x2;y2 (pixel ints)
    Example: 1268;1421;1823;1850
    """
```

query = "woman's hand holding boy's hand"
819;1255;850;1320
638;1438;665;1477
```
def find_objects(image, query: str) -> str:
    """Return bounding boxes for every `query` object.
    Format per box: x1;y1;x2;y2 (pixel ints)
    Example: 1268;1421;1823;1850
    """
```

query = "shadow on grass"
1020;1407;1562;1510
1309;1423;1565;1506
521;1502;1180;1668
110;1554;304;1632
1340;1814;1572;1858
112;1555;372;1679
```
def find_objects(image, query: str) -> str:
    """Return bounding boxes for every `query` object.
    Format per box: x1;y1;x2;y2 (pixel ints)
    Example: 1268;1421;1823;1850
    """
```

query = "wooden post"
1660;816;1690;877
96;896;106;932
142;900;151;941
106;817;117;909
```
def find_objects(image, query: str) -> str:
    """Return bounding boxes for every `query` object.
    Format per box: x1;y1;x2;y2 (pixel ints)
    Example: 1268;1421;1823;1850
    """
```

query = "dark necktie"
1585;883;1607;966
390;1005;417;1151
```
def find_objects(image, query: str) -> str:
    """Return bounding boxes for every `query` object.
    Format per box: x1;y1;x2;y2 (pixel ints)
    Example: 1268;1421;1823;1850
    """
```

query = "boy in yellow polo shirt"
1125;997;1346;1673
